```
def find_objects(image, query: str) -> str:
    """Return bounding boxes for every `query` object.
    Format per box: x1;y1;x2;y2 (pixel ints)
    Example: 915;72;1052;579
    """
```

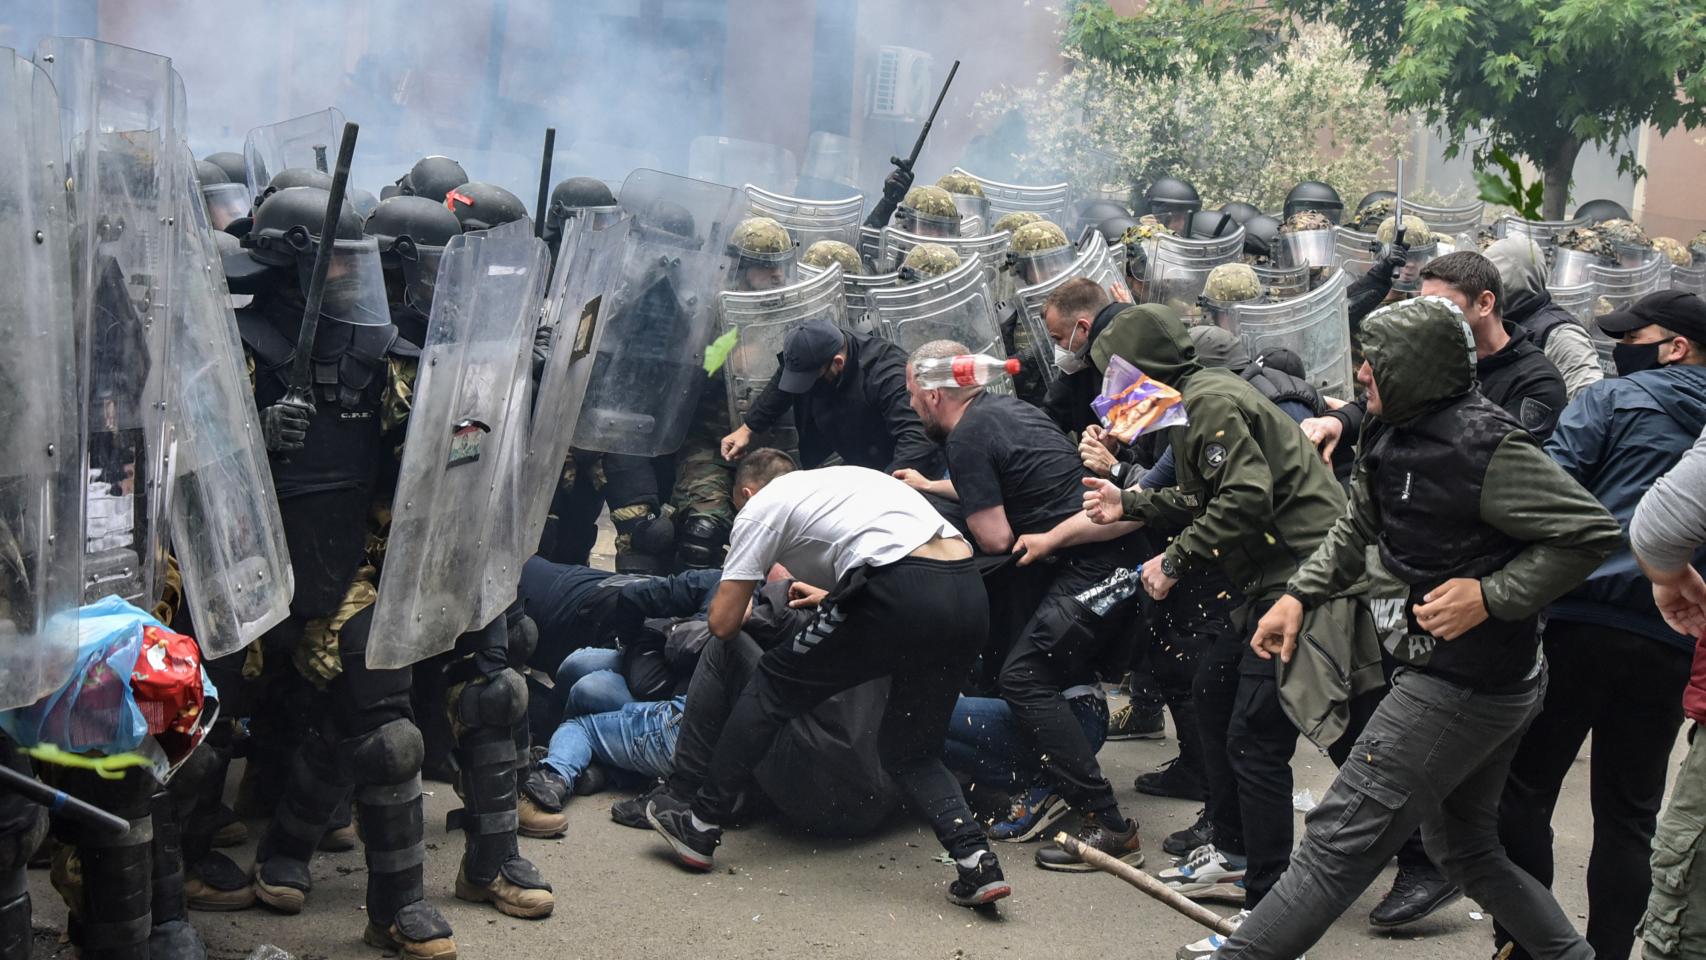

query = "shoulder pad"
235;307;296;373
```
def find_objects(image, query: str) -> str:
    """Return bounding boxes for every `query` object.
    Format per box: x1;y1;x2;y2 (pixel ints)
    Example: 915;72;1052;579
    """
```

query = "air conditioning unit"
868;46;935;120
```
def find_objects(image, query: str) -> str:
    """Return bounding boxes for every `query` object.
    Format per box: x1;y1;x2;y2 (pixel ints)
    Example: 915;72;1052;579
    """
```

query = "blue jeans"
543;697;683;783
943;693;1109;793
555;647;634;716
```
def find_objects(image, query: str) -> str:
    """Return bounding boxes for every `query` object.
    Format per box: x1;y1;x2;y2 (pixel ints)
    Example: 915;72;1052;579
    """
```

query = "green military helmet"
728;215;795;264
1007;220;1075;286
902;185;960;218
1349;198;1395;233
1202;262;1263;303
1375;214;1432;246
1280;210;1335;235
1654;236;1693;267
1556;225;1613;259
994;211;1044;234
935;172;985;198
1598;218;1652;250
897;185;963;237
801;239;864;275
1693;229;1706;251
898;242;962;283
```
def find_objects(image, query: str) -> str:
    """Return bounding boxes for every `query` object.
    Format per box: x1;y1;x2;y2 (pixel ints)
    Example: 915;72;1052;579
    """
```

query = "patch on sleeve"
1203;442;1228;471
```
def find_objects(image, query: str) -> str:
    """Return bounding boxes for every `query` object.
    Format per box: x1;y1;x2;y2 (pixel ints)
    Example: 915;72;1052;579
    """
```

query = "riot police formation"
1;31;1698;960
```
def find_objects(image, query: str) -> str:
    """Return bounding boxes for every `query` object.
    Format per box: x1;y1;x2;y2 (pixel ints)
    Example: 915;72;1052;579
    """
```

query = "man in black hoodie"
1301;251;1568;461
1485;237;1604;400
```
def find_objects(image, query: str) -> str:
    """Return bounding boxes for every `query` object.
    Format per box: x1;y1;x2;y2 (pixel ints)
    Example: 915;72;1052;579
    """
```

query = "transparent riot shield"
948;194;990;236
797;132;861;201
746;186;865;250
38;37;183;608
1227;267;1353;398
950;167;1072;227
877;227;1010;285
1333;226;1378;277
1142;229;1246;322
572;169;748;457
1546;280;1607;375
857;226;883;271
0;51;83;709
1276;228;1336;271
838;268;901;335
718;264;850;424
688;135;798;195
1407;198;1485;251
871;253;1006;361
1587;257;1669;375
1495;215;1585;248
167;156;293;657
367;231;548;669
241;107;346;205
1673;261;1706;298
1017;233;1131;388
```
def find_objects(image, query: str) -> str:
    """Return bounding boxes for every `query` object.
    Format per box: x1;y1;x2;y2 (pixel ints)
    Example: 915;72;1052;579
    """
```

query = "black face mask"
1613;341;1665;376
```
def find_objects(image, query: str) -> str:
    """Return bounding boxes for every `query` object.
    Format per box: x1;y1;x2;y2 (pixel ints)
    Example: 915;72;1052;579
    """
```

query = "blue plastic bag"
0;597;154;754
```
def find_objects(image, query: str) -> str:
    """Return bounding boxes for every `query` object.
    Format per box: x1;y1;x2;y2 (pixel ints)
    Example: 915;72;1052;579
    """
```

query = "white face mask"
1053;324;1090;374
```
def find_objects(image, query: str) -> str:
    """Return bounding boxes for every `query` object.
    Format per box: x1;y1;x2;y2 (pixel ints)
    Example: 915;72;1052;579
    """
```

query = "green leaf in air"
703;327;740;376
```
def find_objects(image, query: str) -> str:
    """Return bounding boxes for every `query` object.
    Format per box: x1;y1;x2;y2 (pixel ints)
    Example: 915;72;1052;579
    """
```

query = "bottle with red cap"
912;353;1022;389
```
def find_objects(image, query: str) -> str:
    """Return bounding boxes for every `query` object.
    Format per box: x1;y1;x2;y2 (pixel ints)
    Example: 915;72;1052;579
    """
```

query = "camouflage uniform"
668;371;737;569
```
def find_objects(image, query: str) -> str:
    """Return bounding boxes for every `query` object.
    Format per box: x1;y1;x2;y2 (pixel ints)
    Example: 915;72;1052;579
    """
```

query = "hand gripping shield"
241;107;346;206
572;169;748;457
367;230;549;669
717;264;850;424
950;167;1072;227
1140;228;1246;322
688;135;798;195
1225;267;1354;398
38;37;183;608
870;253;1008;375
0;50;82;708
166;151;294;657
1017;233;1132;388
745;185;864;250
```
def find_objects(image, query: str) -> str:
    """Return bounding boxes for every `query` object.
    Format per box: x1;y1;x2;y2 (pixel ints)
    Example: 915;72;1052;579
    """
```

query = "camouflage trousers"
669;436;734;528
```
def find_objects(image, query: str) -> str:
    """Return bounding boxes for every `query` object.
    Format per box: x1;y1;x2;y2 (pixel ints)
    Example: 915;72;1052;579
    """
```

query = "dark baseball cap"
1596;289;1706;342
778;319;846;394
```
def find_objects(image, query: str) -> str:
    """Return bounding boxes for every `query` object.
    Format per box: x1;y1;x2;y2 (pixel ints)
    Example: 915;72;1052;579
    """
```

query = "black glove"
261;400;313;453
1369;244;1409;284
881;167;915;204
531;324;554;381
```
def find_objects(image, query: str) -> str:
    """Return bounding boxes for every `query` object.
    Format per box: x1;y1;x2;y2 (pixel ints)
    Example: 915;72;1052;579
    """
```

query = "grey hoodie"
1485;236;1605;399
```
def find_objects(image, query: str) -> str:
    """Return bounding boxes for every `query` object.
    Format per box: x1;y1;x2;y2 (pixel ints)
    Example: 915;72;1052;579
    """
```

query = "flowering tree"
974;26;1401;212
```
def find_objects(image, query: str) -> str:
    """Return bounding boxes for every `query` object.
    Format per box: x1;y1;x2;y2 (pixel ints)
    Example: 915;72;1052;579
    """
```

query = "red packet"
131;625;205;736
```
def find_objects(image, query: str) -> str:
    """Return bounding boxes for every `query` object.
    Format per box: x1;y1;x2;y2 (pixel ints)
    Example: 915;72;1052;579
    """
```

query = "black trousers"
692;556;990;860
1497;620;1692;960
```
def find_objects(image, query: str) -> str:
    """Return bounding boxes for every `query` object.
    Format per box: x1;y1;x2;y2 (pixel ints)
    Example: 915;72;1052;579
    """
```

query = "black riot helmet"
1189;210;1238;239
203;151;247;184
258;167;333;207
445;181;528;232
1283;180;1343;224
242;185;364;268
1573;198;1632;225
1142;176;1201;232
196;159;229;185
1218;201;1262;225
543;176;618;243
365;195;461;315
1355;190;1396;213
1096;215;1140;247
400;156;469;203
1242;214;1281;260
1074;199;1131;237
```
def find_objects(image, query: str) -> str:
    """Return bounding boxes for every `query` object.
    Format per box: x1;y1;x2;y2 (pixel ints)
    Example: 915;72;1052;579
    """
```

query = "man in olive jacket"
1221;296;1622;960
1070;303;1383;920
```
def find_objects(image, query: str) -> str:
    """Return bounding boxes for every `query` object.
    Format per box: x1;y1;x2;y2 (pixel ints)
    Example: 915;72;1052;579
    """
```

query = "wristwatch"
1159;555;1179;580
1109;461;1127;483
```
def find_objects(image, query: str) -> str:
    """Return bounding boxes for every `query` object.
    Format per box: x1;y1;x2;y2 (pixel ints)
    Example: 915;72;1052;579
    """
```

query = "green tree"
1066;0;1706;218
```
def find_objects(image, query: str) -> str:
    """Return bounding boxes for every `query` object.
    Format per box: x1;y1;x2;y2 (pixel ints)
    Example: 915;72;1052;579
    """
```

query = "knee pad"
506;612;538;667
451;669;527;730
676;515;731;570
344;718;424;787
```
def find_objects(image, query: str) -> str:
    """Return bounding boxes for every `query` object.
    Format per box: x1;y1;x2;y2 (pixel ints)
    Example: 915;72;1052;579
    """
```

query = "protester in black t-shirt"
901;339;1150;873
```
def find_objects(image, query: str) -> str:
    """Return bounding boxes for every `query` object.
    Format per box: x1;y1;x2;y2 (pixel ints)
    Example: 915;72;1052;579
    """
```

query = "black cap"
1596;289;1706;342
778;320;845;394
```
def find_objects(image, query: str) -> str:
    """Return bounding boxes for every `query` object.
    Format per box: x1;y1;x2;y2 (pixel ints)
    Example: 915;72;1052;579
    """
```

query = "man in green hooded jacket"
1209;296;1621;960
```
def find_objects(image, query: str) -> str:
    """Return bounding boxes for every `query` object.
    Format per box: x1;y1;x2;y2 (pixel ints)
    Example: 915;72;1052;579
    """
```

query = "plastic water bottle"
912;354;1021;389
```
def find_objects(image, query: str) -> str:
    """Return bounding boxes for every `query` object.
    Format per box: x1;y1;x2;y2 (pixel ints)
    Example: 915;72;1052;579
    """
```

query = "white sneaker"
1175;909;1249;960
1160;843;1248;903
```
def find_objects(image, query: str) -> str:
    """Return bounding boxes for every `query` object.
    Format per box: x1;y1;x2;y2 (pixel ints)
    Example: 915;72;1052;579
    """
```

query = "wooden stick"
1053;832;1239;937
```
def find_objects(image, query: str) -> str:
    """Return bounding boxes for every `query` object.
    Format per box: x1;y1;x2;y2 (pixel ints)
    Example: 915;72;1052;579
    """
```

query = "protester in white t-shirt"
644;450;1012;909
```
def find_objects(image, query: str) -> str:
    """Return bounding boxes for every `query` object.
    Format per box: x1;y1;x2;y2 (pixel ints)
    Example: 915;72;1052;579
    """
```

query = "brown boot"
186;854;256;911
363;902;457;960
517;795;566;839
454;858;554;920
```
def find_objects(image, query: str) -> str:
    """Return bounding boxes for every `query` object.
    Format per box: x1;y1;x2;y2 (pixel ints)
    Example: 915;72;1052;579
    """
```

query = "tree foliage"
1064;0;1706;216
974;26;1397;212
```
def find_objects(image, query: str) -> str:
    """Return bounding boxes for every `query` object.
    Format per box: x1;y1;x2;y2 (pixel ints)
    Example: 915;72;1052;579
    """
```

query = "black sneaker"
1135;757;1207;801
1163;809;1214;858
947;851;1012;907
1105;702;1167;741
1035;815;1144;872
521;765;570;813
1368;863;1462;928
572;762;609;797
646;793;720;872
611;784;664;830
